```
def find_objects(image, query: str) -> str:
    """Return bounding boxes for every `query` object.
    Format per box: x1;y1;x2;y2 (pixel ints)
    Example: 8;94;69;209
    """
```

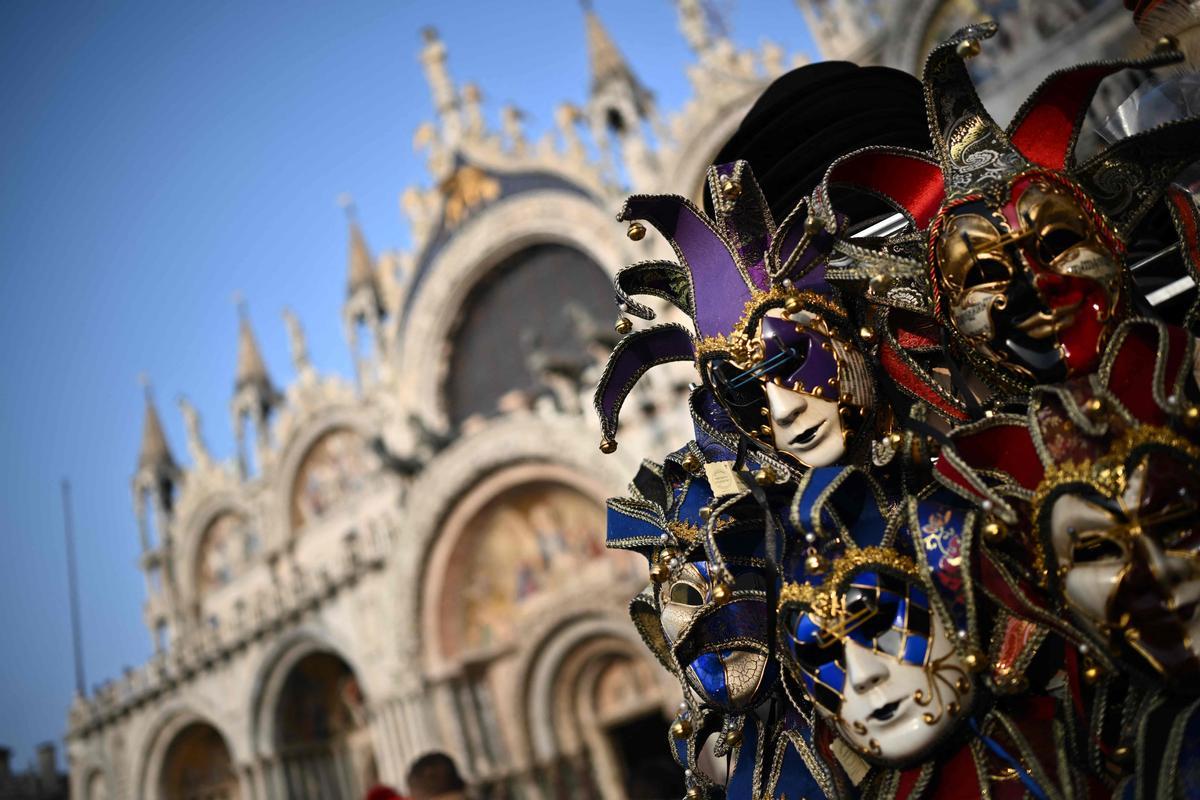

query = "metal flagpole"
61;479;86;697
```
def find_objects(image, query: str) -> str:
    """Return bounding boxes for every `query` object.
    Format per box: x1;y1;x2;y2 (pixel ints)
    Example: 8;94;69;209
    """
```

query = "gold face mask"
934;178;1122;383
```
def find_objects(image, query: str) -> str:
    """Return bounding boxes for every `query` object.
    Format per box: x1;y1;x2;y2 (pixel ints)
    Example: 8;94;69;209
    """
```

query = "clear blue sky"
0;0;814;770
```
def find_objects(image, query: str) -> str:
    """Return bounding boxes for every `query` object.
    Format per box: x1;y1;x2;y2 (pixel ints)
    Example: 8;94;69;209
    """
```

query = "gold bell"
599;438;617;454
699;506;713;521
720;178;741;200
803;214;823;237
1083;664;1101;684
649;562;669;583
712;581;734;605
1156;34;1180;53
615;316;633;334
963;650;986;672
627;221;646;241
869;273;893;294
805;552;827;574
681;452;700;472
1185;406;1200;426
982;521;1006;544
887;432;903;448
724;728;743;748
956;38;981;59
859;326;875;343
784;296;802;315
1113;745;1132;764
1084;397;1104;415
686;788;703;800
754;466;776;486
670;718;693;739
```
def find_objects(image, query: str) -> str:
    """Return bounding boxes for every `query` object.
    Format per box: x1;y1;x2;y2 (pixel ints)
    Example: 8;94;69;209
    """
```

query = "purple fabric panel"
793;261;831;293
746;255;770;292
598;325;695;436
626;195;750;339
760;316;838;391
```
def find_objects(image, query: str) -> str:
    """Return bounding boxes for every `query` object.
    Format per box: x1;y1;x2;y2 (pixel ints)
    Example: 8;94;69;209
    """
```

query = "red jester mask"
934;175;1123;383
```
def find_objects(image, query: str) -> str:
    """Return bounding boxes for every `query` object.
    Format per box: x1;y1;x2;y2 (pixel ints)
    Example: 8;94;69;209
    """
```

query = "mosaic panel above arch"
196;512;260;597
444;243;614;425
439;480;642;659
289;427;380;532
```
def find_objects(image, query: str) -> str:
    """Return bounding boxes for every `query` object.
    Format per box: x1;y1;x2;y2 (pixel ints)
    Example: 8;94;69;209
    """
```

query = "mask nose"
844;639;890;694
1031;265;1071;301
765;381;807;419
1134;534;1197;588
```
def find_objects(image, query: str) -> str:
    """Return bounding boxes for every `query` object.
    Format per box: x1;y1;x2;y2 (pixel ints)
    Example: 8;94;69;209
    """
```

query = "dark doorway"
608;713;685;800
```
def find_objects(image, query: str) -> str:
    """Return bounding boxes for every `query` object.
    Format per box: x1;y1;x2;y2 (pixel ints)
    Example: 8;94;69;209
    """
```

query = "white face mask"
1049;459;1200;673
826;604;972;763
660;564;771;709
764;381;846;467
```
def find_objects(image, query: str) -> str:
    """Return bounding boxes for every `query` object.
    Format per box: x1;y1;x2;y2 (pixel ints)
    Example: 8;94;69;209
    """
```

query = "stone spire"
230;299;279;479
341;196;379;299
584;2;652;115
341;198;387;387
136;378;177;475
582;2;659;189
234;301;275;398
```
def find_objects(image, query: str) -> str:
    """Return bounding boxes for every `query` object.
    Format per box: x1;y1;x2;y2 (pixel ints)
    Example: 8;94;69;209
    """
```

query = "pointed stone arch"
247;628;380;798
396;190;633;430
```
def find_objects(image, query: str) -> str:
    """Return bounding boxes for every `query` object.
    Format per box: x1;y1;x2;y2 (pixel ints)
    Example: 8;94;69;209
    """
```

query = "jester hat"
809;22;1200;401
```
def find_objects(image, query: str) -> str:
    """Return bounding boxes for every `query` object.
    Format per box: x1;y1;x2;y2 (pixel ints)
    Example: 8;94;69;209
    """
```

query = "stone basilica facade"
65;2;1137;798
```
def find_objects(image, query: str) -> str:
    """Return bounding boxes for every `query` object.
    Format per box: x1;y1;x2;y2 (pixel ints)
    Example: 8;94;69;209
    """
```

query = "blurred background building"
63;1;1138;798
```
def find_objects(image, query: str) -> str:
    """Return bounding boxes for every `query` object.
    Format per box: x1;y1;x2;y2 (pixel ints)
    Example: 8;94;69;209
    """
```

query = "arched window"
196;512;259;596
289;428;380;531
445;244;613;424
159;722;239;800
275;652;376;798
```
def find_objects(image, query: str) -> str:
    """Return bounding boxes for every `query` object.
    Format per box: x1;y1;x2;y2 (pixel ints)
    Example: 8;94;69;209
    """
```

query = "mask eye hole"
1071;530;1128;564
1037;225;1086;263
962;255;1012;289
937;212;1005;292
669;582;704;606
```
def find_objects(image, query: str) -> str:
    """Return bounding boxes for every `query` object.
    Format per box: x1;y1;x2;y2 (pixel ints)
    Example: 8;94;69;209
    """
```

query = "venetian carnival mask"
780;553;974;765
934;176;1122;383
934;318;1200;687
813;22;1200;398
660;560;776;710
708;299;872;469
606;437;784;713
1041;437;1200;683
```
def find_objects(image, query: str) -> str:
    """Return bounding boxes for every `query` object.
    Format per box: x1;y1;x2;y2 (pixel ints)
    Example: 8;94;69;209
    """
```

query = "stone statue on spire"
177;395;212;470
282;307;316;384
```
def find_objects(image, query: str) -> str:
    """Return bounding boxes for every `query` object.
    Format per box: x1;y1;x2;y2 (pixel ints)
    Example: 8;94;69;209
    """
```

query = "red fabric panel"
881;342;968;421
935;456;985;500
829;150;946;228
951;424;1044;491
1107;325;1163;425
928;741;983;800
897;324;940;350
1010;65;1118;171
